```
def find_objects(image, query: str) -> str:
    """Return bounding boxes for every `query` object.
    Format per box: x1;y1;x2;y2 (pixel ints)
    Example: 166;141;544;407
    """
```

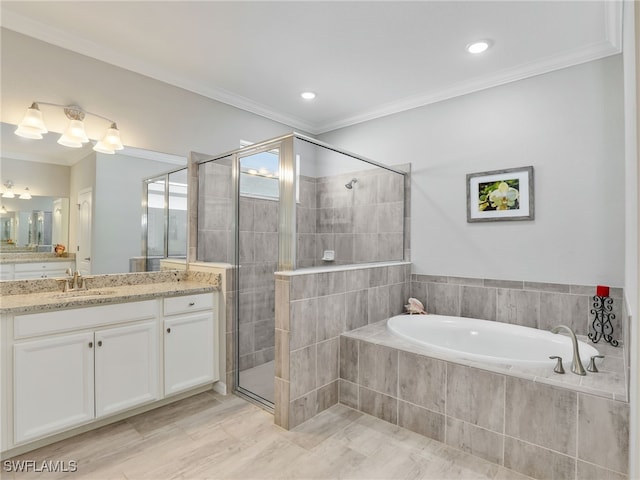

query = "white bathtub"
387;314;599;368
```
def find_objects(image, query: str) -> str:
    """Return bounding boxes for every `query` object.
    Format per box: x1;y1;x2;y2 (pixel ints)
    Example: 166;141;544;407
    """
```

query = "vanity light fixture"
15;101;124;154
19;187;32;200
2;181;15;199
466;40;492;54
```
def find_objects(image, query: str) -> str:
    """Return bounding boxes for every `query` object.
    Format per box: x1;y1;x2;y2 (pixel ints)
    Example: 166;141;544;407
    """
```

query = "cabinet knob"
97;340;103;347
166;327;171;333
89;342;93;348
188;302;195;306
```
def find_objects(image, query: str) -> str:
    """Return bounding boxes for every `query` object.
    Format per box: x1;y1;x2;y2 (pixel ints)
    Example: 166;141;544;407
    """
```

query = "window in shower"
239;149;279;200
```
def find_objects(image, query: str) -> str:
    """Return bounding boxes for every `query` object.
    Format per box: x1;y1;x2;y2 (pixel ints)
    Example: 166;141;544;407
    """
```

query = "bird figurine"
404;297;427;315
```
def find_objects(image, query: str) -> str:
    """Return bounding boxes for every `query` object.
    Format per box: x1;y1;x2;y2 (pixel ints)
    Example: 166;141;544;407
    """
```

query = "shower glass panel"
142;168;188;271
145;176;166;258
167;169;188;258
294;137;405;267
237;149;279;404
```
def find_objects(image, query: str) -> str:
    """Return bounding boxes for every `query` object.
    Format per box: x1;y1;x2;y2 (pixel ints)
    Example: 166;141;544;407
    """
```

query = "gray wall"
319;56;625;287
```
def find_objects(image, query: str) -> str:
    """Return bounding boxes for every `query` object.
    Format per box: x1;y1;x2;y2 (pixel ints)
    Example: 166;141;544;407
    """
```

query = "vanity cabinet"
163;293;216;396
2;290;218;456
11;300;160;445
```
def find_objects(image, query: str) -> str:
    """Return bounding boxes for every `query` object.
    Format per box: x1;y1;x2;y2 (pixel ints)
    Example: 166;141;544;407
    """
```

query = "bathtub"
387;314;599;368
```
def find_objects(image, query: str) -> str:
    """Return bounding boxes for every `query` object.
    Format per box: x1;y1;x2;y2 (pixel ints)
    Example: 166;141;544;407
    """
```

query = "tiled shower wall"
297;168;408;267
197;161;277;372
274;262;411;429
237;196;277;370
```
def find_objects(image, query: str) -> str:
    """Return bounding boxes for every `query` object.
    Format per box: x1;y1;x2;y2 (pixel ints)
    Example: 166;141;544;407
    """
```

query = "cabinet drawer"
14;300;158;339
163;293;213;316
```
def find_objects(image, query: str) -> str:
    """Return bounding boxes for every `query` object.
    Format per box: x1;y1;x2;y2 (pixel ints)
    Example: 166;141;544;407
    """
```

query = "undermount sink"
53;289;117;299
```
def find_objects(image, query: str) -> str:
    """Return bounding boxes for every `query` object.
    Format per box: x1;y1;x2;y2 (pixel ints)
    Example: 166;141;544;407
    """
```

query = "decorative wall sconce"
14;102;124;154
2;181;33;199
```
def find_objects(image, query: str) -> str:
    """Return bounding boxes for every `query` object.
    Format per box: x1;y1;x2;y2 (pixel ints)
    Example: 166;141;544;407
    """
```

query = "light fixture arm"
33;101;118;125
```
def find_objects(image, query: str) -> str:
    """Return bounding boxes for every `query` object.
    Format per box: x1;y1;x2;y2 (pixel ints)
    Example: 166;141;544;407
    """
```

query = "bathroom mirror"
0;121;187;276
0;196;69;251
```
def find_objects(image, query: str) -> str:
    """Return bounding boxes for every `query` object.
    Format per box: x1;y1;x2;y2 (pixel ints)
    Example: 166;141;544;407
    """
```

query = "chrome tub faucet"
551;325;586;375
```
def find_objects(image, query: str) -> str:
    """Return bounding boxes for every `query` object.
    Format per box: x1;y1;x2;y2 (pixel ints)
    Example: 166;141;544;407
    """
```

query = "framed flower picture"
466;166;534;222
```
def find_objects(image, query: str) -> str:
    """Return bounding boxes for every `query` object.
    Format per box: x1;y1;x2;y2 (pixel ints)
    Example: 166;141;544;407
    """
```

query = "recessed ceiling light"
466;40;491;54
300;92;316;100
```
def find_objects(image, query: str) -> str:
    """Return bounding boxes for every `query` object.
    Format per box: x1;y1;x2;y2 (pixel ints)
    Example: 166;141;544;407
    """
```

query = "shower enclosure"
194;133;407;409
140;167;188;271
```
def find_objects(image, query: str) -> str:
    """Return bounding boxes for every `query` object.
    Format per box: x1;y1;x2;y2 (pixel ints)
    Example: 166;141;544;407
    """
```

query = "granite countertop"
0;253;76;264
0;270;220;315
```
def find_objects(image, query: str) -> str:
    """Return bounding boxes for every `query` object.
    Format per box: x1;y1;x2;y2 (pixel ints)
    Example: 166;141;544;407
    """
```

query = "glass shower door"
236;148;280;404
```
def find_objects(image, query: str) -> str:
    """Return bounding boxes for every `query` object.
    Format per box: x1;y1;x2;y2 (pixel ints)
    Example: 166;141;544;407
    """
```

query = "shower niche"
193;133;407;408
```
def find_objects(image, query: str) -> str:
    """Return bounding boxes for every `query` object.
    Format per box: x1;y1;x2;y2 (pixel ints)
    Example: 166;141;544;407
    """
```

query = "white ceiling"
1;1;622;136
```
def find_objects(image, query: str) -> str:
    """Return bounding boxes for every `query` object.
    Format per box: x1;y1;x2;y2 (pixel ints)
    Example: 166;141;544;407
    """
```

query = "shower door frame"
190;134;296;410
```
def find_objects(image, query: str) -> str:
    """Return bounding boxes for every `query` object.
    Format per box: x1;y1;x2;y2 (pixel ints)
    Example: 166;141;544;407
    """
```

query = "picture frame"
466;166;534;222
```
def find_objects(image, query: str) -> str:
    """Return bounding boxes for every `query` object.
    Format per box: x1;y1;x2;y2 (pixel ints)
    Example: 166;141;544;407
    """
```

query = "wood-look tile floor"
4;391;533;480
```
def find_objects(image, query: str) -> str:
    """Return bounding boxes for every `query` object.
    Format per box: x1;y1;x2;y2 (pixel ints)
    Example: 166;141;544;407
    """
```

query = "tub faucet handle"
587;355;605;373
549;356;565;374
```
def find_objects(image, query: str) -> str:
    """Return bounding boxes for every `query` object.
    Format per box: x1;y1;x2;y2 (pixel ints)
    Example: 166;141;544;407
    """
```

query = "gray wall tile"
290;345;317;399
289;390;318;429
398;351;445;413
290;298;317;350
359;342;398;397
340;336;358;383
576;461;629;480
445;417;503;465
539;292;589;335
317;380;339;413
578;394;629;474
358;386;397;424
317;337;340;387
316;293;346;341
345;289;369;331
397;400;445;442
460;285;496;320
367;285;390;323
345;268;370;291
504;436;576;480
505;377;577;456
291;274;317;300
317;271;346;297
496;289;540;328
427;282;460;315
446;364;504;432
339;379;358;409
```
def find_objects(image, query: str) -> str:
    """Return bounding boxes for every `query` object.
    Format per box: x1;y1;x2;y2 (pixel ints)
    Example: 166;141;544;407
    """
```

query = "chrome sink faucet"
551;325;586;375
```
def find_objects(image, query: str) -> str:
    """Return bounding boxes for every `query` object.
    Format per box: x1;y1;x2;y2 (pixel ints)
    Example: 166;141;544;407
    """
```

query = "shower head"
345;178;358;189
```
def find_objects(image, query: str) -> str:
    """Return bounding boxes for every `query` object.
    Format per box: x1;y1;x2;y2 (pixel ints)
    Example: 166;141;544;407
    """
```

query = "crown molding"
2;2;623;136
315;37;622;133
1;10;317;133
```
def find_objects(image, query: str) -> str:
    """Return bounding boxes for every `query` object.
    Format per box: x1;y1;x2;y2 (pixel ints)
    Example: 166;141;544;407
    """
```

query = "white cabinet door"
164;312;215;396
14;332;95;444
94;321;159;418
